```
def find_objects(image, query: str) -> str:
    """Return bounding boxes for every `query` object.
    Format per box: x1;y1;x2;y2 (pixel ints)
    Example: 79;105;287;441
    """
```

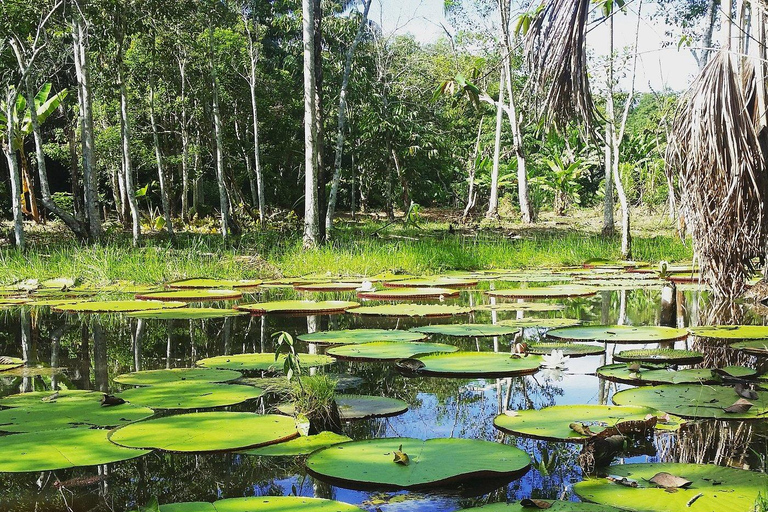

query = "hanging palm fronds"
666;51;768;298
523;0;595;133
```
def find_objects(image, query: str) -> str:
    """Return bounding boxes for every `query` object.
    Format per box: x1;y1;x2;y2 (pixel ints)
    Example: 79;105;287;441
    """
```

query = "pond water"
0;280;766;511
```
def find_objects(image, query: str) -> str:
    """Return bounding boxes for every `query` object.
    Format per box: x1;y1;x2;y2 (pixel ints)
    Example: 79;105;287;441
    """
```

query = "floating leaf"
688;325;768;340
297;329;427;345
117;381;263;410
486;285;597;299
401;352;542;378
278;395;408;420
596;363;755;386
472;302;566;312
157;497;364;512
135;289;243;302
383;277;477;288
236;300;360;315
649;472;692;489
357;287;459;300
0;356;23;372
196;353;335;372
327;341;458;362
114;368;242;386
54;300;187;313
458;501;623;511
613;348;704;365
393;444;410;465
411;324;520;337
527;342;604;357
239;431;351;457
723;398;753;413
729;339;768;356
519;499;552;509
547;325;689;343
734;383;759;400
167;278;262;289
127;308;247;320
569;422;595;437
348;304;471;317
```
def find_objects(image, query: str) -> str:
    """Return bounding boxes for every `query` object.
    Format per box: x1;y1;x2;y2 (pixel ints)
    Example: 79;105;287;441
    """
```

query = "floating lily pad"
294;282;361;292
527;342;604;356
127;308;247;320
54;300;188;313
573;462;768;512
197;353;335;372
730;339;768;356
614;348;704;365
0;356;23;372
547;325;689;343
0;389;97;407
472;302;566;312
236;300;360;315
357;287;460;300
486;285;597;299
689;325;768;340
160;497;364;512
327;341;458;361
0;298;31;306
278;395;409;420
114;368;242;386
240;431;352;457
576;279;666;290
494;273;575;283
597;364;756;385
383;277;478;288
306;437;529;490
493;405;683;443
0;427;150;472
25;298;85;307
168;278;262;289
117;381;263;410
410;324;520;338
108;412;298;452
349;304;471;317
402;352;542;378
612;384;768;420
460;501;622;511
297;329;428;345
135;289;243;302
499;318;582;329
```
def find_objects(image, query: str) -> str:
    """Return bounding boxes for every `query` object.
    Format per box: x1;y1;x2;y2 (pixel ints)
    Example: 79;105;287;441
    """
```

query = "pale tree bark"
325;0;373;238
487;66;505;218
244;16;266;227
463;115;483;222
302;0;320;246
116;29;140;245
149;31;174;238
314;0;326;242
209;20;229;240
3;89;24;249
178;55;191;223
603;13;616;236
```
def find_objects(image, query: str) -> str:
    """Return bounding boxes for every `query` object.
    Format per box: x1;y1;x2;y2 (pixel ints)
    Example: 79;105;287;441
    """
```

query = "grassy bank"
0;209;692;285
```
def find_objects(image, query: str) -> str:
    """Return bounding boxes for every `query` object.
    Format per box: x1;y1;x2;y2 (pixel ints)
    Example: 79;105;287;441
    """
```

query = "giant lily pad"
0;389;101;408
612;384;768;420
486;285;597;299
411;324;520;338
297;329;427;345
0;356;23;372
573;462;768;512
730;339;768;356
383;277;478;288
402;352;542;378
327;341;458;361
460;502;622;511
54;300;187;313
499;318;582;329
597;364;756;385
159;497;364;512
127;308;247;320
240;431;352;457
108;412;298;452
117;381;264;410
348;304;471;317
527;342;604;357
114;368;242;386
278;395;409;420
236;300;360;315
689;325;768;340
294;282;361;292
135;289;243;301
357;287;459;300
472;302;566;312
547;325;689;343
306;437;530;490
0;427;150;472
197;353;335;372
614;348;704;365
493;405;683;443
168;278;262;289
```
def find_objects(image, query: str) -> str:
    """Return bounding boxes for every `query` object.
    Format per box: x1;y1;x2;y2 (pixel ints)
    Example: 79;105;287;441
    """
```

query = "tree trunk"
463;116;483;222
487;66;505;219
325;0;372;238
245;19;266;227
209;20;229;240
391;147;410;210
314;0;326;242
503;61;531;223
3;89;25;249
603;14;616;236
302;0;319;246
179;57;190;224
696;0;720;71
67;121;83;217
118;52;141;245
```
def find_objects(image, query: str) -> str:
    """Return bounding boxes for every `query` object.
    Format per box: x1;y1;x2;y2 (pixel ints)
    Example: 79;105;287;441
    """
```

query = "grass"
0;208;692;285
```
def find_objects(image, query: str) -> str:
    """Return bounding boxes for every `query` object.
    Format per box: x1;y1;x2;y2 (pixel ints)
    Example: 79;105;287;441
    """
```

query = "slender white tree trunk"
487;66;505;218
149;81;173;237
179;57;190;224
463;116;483;221
245;19;266;227
210;21;229;240
3;89;24;249
303;0;319;246
603;14;616;236
118;52;141;245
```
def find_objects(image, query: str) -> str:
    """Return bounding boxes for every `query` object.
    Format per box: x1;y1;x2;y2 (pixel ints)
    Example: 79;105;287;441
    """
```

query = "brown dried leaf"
649;471;692;489
392;444;409;466
569;422;595;437
724;398;754;413
520;498;552;509
734;383;759;400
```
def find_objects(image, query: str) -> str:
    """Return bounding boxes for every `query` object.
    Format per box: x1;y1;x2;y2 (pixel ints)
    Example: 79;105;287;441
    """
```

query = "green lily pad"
240;431;352;457
472;302;566;312
0;356;23;371
297;329;428;345
0;298;31;306
614;348;704;365
486;285;597;299
294;282;361;292
24;298;85;307
236;300;360;315
196;353;335;372
0;427;150;472
547;325;689;343
573;462;768;512
494;273;575;283
493;405;683;443
160;497;364;512
597;364;756;385
114;368;242;386
117;381;264;410
499;318;582;329
108;412;298;452
278;395;409;420
135;289;243;301
168;278;262;289
460;501;622;511
527;342;604;356
403;352;542;377
410;324;520;337
127;308;248;320
349;304;472;317
730;339;768;356
357;287;459;300
383;277;478;288
612;384;768;420
306;437;530;490
689;325;768;340
327;341;458;361
576;279;666;290
54;300;188;313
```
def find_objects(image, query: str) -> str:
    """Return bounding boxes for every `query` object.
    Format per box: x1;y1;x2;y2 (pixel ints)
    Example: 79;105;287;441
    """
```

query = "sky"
366;0;701;93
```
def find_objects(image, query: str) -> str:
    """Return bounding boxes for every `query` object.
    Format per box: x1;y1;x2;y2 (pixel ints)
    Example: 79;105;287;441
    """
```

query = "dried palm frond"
666;51;768;298
523;0;595;134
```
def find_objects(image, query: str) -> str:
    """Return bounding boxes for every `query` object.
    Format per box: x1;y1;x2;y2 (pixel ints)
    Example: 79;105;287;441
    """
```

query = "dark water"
0;283;766;511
